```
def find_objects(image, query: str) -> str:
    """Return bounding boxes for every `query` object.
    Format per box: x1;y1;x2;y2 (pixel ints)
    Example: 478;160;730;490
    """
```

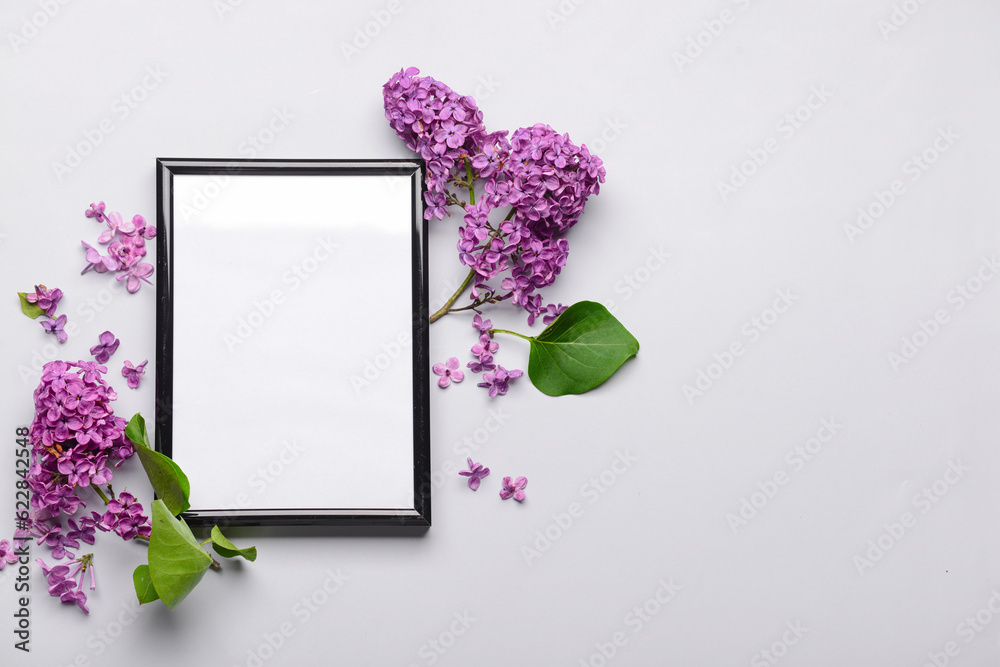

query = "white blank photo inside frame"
155;159;430;526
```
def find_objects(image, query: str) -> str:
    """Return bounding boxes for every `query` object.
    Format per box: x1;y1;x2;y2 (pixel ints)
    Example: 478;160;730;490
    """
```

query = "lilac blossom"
432;357;464;388
81;241;117;274
66;517;96;545
81;202;156;292
382;67;491;219
121;360;147;389
37;556;95;614
477;366;523;398
117;260;154;293
50;532;77;561
93;491;151;541
471;313;492;333
383;69;606;326
26;285;63;316
0;540;17;569
499;476;528;502
40;314;68;343
89;331;120;364
458;458;490;491
85;201;106;222
27;360;132;520
467;333;499;374
471;333;498;359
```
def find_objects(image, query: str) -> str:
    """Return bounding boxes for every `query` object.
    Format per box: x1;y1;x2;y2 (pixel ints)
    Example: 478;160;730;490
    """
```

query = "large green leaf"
132;564;161;605
125;413;190;515
17;292;46;319
209;526;257;562
524;301;639;396
148;499;212;610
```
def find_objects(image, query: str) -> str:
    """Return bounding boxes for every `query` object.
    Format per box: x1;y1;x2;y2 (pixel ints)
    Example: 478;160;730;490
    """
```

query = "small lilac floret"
500;476;527;502
458;458;490;491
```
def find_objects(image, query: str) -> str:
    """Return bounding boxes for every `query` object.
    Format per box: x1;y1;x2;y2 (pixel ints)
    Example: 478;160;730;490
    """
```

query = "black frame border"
155;158;430;527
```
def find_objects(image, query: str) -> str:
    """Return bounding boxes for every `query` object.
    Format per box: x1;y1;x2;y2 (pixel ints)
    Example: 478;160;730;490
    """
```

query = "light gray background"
2;1;999;666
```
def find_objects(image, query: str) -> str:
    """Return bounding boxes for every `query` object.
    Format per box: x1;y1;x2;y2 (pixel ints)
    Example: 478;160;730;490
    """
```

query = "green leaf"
148;500;212;610
132;564;161;605
18;292;46;319
209;526;257;562
125;413;191;515
524;301;639;396
123;412;150;448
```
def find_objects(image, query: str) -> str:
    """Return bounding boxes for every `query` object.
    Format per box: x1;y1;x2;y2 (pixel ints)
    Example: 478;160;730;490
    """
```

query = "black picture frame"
155;158;430;527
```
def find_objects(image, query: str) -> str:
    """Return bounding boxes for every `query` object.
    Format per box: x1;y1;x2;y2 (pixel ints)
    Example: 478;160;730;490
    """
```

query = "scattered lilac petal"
89;331;120;364
121;360;147;389
458;458;490;491
500;475;528;502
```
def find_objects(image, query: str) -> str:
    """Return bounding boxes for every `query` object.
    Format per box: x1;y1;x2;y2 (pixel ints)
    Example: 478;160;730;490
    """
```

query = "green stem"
198;540;221;569
464;159;476;206
429;268;476;323
447;301;488;314
91;484;110;505
491;328;532;341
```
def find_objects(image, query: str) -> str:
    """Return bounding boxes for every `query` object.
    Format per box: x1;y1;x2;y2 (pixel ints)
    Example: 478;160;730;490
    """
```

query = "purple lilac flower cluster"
382;66;494;219
25;284;63;316
383;67;606;329
28;360;132;487
81;201;157;294
18;360;149;613
37;555;96;613
27;285;69;343
92;491;151;541
465;314;523;397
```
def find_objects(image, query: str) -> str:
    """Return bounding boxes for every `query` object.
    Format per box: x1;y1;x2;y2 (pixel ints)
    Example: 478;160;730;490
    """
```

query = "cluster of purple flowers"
382;66;493;215
92;491;151;541
19;360;150;612
37;555;96;613
383;67;605;330
28;285;69;343
82;201;157;294
25;284;62;316
28;360;133;487
465;314;523;396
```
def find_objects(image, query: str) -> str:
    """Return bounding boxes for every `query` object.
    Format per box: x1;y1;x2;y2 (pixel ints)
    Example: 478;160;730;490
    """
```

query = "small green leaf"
18;292;46;319
524;301;639;396
132;564;161;605
148;500;212;610
124;413;150;448
125;413;191;515
209;526;257;562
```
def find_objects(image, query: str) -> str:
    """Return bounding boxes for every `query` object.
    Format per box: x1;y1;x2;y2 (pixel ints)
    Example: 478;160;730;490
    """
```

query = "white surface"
171;173;415;511
1;1;999;666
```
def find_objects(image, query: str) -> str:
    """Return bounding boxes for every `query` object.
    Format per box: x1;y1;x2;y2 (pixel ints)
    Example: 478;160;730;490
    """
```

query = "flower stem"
464;160;476;206
446;301;487;314
91;484;110;505
429;268;476;323
491;328;532;341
